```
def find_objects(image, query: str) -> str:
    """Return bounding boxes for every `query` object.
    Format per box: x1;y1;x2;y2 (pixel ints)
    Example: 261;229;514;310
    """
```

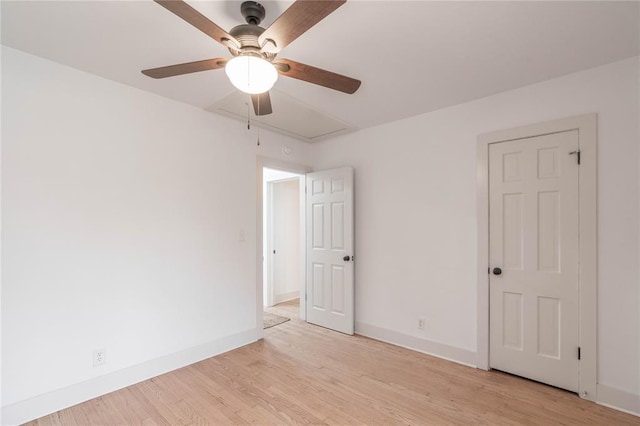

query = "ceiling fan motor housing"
228;23;276;61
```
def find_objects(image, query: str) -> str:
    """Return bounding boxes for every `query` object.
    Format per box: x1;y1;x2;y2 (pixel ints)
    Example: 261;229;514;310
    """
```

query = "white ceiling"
2;1;639;140
208;89;353;141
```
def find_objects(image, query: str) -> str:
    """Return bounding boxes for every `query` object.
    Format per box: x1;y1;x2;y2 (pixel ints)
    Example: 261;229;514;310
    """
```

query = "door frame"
256;156;311;339
476;114;597;401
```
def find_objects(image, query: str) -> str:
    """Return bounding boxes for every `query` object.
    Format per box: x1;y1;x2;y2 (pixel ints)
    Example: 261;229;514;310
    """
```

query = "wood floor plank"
158;368;243;424
125;386;173;426
26;299;639;425
100;389;148;426
32;408;77;426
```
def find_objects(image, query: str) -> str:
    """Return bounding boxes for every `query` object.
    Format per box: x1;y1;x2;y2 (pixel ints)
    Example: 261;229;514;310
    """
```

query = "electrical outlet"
93;348;106;367
417;317;426;330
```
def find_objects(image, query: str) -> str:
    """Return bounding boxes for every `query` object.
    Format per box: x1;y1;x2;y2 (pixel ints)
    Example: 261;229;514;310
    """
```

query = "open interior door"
305;167;354;334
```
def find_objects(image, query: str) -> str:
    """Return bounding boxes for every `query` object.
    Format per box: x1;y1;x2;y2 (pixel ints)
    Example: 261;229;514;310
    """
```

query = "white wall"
311;57;640;406
1;46;313;422
271;179;300;304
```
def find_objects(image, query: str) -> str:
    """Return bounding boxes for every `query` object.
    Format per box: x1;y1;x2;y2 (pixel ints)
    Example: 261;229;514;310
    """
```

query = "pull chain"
256;94;260;146
245;98;260;147
246;101;250;130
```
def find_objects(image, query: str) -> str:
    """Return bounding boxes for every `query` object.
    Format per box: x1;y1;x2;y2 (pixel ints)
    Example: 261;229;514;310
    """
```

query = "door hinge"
578;346;581;360
569;150;581;165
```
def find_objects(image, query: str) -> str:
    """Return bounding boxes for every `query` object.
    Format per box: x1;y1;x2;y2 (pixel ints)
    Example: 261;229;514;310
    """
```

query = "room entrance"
258;162;356;336
263;168;305;323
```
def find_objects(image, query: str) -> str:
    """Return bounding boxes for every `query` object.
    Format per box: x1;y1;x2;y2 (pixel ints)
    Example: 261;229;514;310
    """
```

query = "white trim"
1;329;258;425
273;290;300;305
476;139;490;370
476;114;597;401
256;157;311;336
355;322;477;368
297;173;306;321
596;384;640;417
266;176;299;184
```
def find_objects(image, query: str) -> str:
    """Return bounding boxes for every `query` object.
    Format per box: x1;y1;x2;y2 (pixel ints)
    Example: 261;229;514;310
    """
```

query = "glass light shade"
225;56;278;94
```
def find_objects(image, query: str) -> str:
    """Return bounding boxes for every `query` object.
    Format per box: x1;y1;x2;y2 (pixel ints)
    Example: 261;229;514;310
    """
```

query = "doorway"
262;167;305;328
477;114;597;400
255;159;356;337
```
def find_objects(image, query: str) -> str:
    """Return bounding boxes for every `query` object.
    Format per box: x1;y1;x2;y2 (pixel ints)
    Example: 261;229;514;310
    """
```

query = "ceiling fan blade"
142;58;228;79
251;92;273;116
259;0;346;52
274;59;361;94
154;0;239;48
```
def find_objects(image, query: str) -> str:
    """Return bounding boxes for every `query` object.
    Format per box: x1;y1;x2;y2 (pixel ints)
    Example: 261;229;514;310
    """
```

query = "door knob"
343;255;352;261
493;267;502;275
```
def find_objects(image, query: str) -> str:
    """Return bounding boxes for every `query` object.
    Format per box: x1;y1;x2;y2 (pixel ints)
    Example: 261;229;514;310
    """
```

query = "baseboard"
273;290;299;305
597;384;640;417
1;328;258;425
355;322;477;368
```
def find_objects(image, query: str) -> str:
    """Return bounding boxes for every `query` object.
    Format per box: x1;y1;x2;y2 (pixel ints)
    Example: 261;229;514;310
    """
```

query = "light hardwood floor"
28;299;637;425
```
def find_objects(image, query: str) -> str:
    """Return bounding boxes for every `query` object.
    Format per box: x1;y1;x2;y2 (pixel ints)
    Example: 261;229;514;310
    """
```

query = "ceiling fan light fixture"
225;55;278;94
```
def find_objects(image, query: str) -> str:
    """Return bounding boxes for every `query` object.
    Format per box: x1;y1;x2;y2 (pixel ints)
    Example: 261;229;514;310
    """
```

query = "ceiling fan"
142;0;361;116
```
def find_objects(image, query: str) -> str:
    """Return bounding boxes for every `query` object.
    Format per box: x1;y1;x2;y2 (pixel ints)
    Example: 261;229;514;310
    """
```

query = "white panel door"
489;130;579;392
306;167;354;335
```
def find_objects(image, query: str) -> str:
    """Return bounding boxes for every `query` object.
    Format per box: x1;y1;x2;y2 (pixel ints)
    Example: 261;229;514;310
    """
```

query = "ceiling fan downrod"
241;1;266;25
